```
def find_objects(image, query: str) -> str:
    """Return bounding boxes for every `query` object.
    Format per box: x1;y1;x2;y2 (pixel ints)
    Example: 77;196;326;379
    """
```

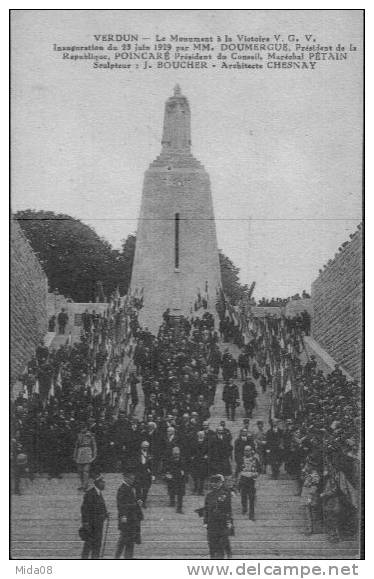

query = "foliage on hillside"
15;210;247;304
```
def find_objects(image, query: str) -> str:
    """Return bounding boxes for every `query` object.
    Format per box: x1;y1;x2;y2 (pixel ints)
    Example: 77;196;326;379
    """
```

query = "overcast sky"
11;10;363;299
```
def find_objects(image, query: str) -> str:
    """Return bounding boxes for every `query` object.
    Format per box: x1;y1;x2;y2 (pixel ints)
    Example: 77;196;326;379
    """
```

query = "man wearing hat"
237;446;260;520
203;474;233;559
265;420;284;480
135;440;154;507
164;446;186;513
74;424;97;491
80;473;108;559
242;377;258;418
301;458;321;535
115;468;144;559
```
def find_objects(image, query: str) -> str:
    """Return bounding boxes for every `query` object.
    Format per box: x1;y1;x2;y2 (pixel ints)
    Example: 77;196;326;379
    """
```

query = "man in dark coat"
57;308;69;335
259;373;267;394
123;418;142;467
203;474;233;559
234;429;255;475
238;350;250;380
80;474;108;559
115;470;144;559
208;427;233;476
242;378;258;419
194;394;210;422
222;379;240;421
164;446;186;513
135;440;154;507
162;426;180;466
190;431;209;495
208;346;221;377
265;421;284;480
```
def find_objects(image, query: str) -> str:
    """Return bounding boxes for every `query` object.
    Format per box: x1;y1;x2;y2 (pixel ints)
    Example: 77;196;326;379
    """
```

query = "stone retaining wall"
11;220;48;384
312;226;362;382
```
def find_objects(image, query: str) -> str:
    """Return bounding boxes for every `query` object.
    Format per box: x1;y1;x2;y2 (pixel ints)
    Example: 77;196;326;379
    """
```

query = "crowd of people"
11;295;142;486
234;312;360;541
12;291;360;553
256;291;311;307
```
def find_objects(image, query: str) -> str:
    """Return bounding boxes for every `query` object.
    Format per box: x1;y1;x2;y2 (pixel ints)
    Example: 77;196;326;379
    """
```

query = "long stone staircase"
49;324;82;350
11;343;360;560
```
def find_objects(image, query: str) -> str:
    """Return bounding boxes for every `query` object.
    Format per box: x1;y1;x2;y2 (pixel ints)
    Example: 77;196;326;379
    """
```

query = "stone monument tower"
131;85;222;332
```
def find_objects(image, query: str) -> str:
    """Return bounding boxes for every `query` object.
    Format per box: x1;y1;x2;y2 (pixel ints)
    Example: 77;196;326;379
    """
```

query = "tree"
14;210;129;302
219;251;247;304
15;210;247;305
119;234;136;294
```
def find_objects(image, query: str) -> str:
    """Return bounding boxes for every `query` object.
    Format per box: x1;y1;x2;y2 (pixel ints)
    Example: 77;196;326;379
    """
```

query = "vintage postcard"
10;9;363;564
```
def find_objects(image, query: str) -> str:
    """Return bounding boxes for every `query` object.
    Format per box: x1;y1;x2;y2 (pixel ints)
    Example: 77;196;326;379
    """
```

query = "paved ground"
10;342;360;560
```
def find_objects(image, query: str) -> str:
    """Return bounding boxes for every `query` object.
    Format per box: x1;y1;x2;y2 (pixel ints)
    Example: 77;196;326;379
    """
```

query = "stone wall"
312;225;362;382
299;336;353;380
11;220;48;384
250;300;311;318
47;293;108;323
47;294;108;344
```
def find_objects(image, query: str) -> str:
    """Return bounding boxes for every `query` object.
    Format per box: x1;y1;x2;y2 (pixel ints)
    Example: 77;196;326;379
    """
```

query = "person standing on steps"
80;473;108;559
57;307;69;335
234;429;255;475
115;469;144;559
74;424;97;491
219;420;232;444
320;465;341;543
242;377;258;419
190;430;209;495
265;420;284;479
203;474;233;559
259;372;267;394
254;420;267;474
301;459;321;536
222;378;240;421
237;445;260;520
164;446;186;514
238;349;250;380
135;440;154;508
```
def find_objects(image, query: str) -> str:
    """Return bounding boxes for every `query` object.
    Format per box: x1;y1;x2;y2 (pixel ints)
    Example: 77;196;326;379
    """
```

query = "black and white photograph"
10;9;363;562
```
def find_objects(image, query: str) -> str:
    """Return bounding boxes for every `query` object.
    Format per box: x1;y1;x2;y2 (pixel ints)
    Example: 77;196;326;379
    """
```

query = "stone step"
10;339;360;559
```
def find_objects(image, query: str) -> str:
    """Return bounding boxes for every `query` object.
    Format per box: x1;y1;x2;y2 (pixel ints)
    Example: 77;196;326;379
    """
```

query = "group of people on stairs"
12;295;359;558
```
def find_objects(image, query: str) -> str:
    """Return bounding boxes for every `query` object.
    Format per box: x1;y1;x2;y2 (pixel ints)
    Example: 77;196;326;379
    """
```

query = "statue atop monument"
161;84;192;154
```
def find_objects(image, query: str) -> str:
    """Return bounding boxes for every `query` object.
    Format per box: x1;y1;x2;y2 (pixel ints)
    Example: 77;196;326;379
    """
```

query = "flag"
23;384;28;400
56;369;62;390
34;379;39;395
48;380;55;399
